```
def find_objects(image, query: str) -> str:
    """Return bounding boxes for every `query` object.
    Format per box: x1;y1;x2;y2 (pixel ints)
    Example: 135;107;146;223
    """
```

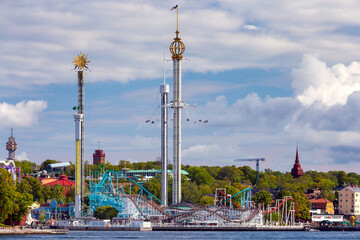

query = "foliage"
187;166;214;186
94;206;118;220
253;190;272;207
0;168;33;225
66;187;75;203
217;166;243;183
182;181;202;203
118;160;132;169
14;160;37;175
199;196;214;206
143;177;161;200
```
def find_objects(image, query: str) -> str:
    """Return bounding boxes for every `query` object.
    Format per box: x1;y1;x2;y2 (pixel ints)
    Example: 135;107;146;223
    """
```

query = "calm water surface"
2;231;360;239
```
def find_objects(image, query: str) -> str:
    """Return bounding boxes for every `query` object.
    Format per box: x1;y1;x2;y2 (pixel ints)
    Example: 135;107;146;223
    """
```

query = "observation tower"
72;52;90;218
6;128;17;160
170;5;185;204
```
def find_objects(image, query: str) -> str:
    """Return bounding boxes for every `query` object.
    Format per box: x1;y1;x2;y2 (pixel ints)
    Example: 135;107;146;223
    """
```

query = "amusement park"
2;2;360;236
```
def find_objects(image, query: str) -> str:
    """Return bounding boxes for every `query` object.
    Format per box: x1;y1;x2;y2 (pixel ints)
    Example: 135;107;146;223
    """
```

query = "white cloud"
16;152;29;160
292;54;360;106
0;100;47;127
2;1;360;87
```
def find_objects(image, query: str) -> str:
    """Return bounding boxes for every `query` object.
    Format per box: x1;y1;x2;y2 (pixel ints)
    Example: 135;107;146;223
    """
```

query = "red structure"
43;175;75;195
291;147;304;178
93;149;105;165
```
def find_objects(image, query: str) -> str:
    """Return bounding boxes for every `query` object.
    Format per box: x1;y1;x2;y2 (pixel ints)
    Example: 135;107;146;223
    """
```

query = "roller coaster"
262;196;298;226
88;170;264;225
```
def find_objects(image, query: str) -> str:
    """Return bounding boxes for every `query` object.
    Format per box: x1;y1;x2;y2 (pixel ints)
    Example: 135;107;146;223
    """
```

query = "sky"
1;0;360;172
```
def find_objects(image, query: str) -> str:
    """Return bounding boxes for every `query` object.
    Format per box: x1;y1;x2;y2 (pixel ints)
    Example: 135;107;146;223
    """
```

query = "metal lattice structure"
165;188;262;225
88;170;169;220
263;196;298;226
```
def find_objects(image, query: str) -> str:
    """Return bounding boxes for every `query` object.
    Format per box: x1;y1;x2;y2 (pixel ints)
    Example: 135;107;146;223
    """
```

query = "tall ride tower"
170;5;185;204
6;128;17;160
72;52;90;218
160;80;169;205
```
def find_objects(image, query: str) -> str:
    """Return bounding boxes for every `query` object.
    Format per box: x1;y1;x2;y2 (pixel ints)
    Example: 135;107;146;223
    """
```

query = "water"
2;231;360;240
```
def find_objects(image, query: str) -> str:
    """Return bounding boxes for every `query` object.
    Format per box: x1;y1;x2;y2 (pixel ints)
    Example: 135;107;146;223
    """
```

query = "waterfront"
2;231;360;239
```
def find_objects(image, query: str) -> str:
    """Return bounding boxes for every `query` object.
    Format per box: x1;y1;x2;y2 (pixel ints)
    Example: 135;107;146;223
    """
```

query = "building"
45;162;71;176
93;149;105;165
43;175;75;195
291;147;304;178
339;186;360;217
31;198;74;221
309;198;334;214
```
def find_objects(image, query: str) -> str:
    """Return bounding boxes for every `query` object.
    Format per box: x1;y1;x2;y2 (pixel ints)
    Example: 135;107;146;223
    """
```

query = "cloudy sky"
1;0;360;172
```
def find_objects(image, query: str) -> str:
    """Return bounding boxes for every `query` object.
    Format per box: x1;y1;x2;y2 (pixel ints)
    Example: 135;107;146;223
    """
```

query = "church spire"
291;146;304;178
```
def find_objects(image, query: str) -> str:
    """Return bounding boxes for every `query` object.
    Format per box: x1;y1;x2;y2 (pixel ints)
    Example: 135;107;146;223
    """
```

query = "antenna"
163;50;166;85
98;141;101;150
11;128;13;137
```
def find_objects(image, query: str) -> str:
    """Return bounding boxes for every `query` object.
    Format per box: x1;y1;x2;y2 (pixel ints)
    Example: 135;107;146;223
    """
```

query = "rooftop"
48;162;71;168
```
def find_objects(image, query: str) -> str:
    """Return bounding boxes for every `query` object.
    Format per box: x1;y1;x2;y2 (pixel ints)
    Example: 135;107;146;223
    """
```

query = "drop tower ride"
170;5;185;204
72;52;90;218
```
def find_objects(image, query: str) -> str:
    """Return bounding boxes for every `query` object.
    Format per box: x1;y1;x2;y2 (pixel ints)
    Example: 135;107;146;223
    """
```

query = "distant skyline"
1;1;360;172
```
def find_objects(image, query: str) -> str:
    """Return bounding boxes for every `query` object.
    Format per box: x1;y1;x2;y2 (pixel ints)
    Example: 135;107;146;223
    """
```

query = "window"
340;194;342;196
340;200;342;202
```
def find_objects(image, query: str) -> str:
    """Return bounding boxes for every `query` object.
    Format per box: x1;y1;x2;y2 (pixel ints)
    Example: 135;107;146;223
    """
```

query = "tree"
217;166;243;183
182;181;202;203
8;191;32;226
199;196;214;206
65;163;75;178
187;166;214;186
118;160;132;169
0;168;17;223
25;177;44;203
66;187;75;203
254;190;272;207
14;160;37;175
50;184;65;202
143;178;161;200
94;206;118;220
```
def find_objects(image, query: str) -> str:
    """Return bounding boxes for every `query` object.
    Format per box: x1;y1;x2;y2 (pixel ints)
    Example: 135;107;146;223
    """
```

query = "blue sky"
1;0;360;172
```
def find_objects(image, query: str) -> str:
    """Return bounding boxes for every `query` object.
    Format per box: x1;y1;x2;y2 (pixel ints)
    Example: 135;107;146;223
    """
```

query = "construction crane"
234;158;265;183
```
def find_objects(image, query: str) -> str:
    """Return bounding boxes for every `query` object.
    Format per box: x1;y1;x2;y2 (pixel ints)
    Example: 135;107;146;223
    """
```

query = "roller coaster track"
218;190;242;208
262;197;298;214
126;194;170;218
239;206;261;223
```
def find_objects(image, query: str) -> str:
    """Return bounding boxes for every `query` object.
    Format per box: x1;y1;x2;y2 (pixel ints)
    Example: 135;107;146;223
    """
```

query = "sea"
1;231;360;240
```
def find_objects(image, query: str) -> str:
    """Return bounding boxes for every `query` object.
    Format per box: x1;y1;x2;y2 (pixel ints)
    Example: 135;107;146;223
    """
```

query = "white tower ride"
160;83;169;205
170;6;185;204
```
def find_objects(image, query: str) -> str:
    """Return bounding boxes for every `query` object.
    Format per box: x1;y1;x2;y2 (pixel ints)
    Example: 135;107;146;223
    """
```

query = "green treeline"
4;159;358;223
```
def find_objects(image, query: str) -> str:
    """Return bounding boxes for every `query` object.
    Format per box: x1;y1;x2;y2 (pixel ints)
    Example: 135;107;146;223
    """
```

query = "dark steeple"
291;147;304;178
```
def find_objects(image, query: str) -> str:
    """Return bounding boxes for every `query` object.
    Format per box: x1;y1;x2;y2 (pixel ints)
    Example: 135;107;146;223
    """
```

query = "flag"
171;5;178;11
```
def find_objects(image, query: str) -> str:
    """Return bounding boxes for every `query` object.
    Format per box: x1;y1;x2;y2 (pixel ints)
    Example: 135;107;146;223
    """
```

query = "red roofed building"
309;198;334;215
291;147;304;179
43;175;75;195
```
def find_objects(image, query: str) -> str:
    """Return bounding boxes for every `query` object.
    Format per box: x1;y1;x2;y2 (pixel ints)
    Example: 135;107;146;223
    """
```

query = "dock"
0;228;68;235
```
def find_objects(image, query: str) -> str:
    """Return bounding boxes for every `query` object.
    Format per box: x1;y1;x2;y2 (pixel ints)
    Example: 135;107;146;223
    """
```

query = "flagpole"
177;7;179;32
